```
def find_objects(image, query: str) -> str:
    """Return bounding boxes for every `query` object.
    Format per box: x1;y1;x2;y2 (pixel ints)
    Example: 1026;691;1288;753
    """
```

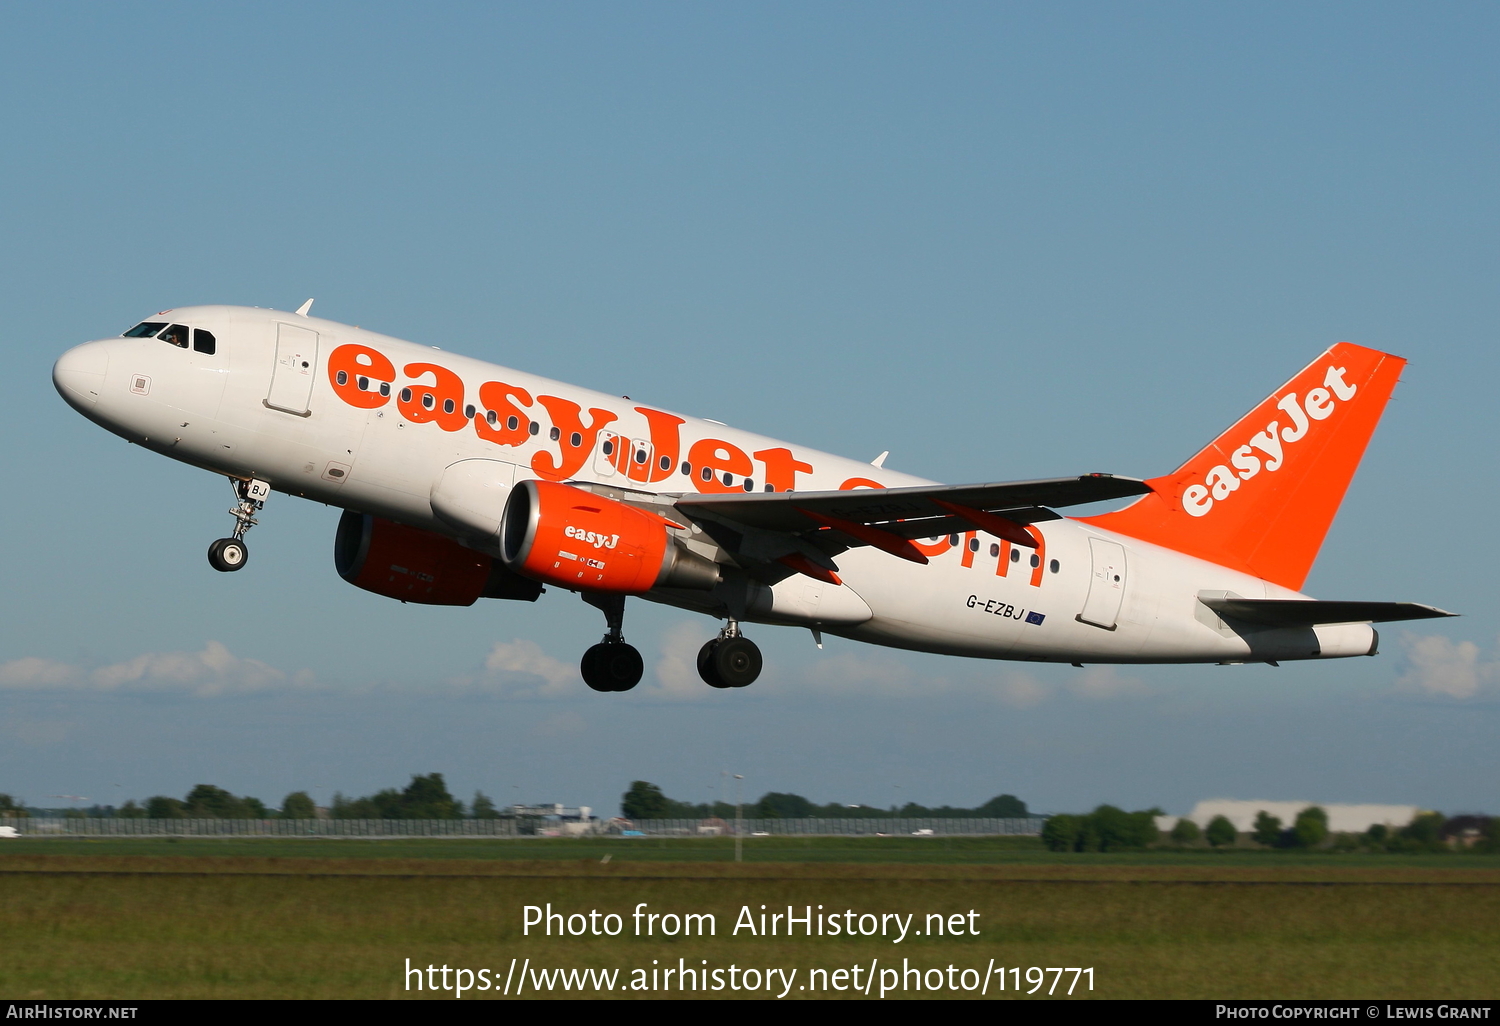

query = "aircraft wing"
673;474;1150;537
1199;598;1457;627
660;474;1149;581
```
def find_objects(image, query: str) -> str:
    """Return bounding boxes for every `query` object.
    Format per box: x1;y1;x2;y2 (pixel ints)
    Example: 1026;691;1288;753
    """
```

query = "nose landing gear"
697;620;762;689
208;478;270;573
580;593;644;692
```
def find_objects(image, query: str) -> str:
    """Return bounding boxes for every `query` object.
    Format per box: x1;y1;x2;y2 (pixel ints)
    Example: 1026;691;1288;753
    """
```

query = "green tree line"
1043;804;1500;853
2;774;510;820
619;781;1031;821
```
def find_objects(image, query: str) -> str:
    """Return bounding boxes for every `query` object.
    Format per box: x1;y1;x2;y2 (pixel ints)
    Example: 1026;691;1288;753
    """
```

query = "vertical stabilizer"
1078;342;1404;590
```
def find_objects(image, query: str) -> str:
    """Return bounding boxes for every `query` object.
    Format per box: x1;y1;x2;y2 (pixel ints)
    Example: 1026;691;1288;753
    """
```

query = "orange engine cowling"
335;511;543;605
500;480;719;593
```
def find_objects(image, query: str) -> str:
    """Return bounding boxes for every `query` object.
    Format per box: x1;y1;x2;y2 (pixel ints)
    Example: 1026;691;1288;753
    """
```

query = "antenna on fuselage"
870;451;889;468
295;298;314;317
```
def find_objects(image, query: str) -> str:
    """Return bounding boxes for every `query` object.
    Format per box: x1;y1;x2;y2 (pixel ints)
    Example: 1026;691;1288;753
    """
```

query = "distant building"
508;804;595;836
1170;800;1420;834
507;803;592;822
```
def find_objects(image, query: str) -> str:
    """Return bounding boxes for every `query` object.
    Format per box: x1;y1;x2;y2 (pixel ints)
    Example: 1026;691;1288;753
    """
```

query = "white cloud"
646;621;714;701
0;642;312;697
1066;665;1151;700
1397;633;1499;700
457;639;579;699
800;650;1050;707
0;657;76;689
997;671;1048;707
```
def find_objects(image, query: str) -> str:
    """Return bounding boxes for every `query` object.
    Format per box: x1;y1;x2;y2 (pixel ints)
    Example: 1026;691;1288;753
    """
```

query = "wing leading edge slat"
672;473;1149;534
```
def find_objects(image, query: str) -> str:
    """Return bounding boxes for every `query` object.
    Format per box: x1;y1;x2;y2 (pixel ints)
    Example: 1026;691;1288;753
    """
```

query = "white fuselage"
53;305;1376;665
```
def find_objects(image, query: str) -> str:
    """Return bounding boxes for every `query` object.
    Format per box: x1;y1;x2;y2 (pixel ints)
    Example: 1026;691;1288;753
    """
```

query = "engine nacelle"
335;510;543;605
501;479;719;593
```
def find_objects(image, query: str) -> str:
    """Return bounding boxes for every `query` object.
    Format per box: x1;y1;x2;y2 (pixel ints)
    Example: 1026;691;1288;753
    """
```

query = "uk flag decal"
1025;611;1045;626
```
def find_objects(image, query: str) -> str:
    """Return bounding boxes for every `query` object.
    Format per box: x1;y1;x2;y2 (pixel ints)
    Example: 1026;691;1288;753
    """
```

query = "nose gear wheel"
208;478;269;573
207;537;248;572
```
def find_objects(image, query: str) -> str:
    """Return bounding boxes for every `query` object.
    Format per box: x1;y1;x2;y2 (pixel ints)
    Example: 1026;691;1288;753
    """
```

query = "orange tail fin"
1077;342;1405;590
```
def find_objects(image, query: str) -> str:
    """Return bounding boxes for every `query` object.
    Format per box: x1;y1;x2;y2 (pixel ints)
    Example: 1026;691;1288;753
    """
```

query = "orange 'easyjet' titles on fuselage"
474;381;534;446
687;438;754;492
1023;524;1046;586
634;407;686;483
755;447;813;492
327;343;396;409
531;396;618;481
323;344;830;499
400;362;470;432
517;481;669;593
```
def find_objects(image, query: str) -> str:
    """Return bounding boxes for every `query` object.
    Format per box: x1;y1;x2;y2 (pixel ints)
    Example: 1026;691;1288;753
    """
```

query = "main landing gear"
208;477;270;573
580;594;644;693
697;620;762;689
575;599;763;693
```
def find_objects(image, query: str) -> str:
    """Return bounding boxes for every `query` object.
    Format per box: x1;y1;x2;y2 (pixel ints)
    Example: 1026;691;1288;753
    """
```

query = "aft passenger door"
1078;538;1128;630
266;323;318;416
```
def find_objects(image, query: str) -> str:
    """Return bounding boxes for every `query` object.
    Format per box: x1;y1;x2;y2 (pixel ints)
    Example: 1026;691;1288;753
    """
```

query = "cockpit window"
193;329;216;355
160;324;190;348
122;321;167;338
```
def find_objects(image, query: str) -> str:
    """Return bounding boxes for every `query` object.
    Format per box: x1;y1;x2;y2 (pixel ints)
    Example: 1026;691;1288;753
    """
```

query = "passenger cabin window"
192;329;216;355
123;322;167;338
160;324;190;348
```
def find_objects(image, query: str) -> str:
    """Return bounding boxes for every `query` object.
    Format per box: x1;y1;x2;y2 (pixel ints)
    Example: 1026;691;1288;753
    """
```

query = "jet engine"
335;510;542;605
500;480;719;593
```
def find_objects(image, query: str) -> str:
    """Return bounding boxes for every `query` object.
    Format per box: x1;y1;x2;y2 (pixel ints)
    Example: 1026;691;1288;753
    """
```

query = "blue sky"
0;2;1495;817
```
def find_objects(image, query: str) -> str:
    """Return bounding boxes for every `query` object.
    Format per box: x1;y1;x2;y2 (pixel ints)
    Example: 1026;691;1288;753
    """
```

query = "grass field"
2;838;1497;999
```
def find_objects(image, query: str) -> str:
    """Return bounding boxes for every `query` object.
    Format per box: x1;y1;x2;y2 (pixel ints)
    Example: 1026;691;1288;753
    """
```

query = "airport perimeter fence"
6;817;1045;838
632;817;1046;837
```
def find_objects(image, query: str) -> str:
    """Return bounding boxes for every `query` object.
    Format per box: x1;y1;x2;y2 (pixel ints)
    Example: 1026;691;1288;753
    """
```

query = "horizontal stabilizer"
674;474;1149;535
1200;597;1456;627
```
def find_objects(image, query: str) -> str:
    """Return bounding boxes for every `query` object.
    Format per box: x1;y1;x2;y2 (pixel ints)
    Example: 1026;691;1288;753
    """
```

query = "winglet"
295;298;314;317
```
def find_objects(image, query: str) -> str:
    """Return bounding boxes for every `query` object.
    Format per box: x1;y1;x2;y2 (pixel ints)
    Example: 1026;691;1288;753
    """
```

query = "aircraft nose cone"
53;342;110;410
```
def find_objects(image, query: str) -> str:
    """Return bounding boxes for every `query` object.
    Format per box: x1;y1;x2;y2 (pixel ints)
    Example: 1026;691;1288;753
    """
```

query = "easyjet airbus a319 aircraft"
53;304;1452;692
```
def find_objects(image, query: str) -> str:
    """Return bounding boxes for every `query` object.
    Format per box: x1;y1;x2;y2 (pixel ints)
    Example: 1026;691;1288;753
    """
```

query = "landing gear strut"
208;477;269;573
697;620;762;689
580;593;643;692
